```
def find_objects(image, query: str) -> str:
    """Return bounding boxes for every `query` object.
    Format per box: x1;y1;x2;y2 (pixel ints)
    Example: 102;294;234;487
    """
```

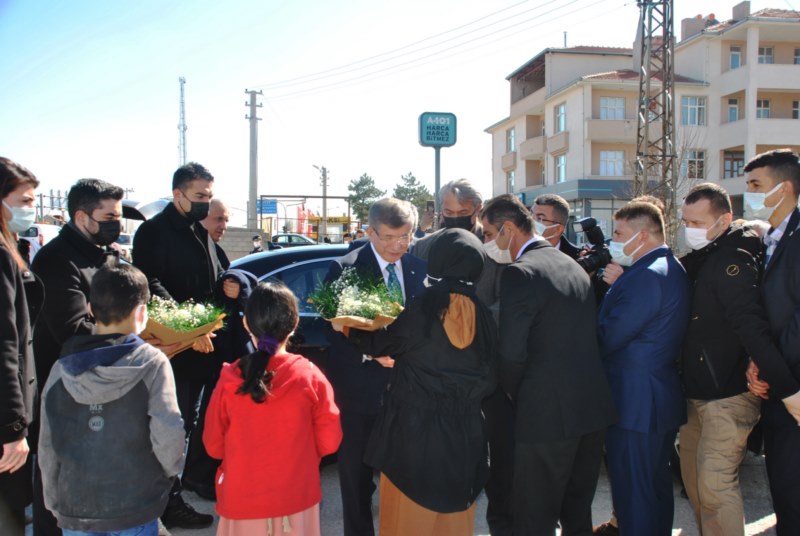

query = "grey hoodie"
38;333;185;532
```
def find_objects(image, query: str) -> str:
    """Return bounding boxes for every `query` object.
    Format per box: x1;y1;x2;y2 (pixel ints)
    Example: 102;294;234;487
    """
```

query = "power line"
262;0;610;102
251;0;531;90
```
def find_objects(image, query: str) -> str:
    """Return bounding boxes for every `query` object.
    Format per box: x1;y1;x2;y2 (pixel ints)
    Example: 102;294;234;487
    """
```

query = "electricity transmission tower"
178;77;188;165
635;0;678;237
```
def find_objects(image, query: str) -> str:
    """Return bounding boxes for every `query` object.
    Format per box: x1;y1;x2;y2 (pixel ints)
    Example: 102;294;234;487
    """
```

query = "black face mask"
442;214;474;231
89;218;121;246
180;195;210;222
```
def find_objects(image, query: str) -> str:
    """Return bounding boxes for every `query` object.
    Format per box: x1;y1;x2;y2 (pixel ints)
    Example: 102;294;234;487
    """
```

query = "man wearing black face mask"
133;162;216;530
31;178;124;536
410;178;483;260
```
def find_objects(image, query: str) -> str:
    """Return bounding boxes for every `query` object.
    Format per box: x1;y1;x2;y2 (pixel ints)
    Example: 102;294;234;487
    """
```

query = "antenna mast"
178;77;188;165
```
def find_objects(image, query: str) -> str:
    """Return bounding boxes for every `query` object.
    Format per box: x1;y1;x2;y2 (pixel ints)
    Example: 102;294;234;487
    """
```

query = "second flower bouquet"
140;296;226;358
309;267;403;331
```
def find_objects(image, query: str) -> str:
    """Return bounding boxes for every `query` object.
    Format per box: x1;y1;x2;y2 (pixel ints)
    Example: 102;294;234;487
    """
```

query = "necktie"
387;263;404;305
764;229;777;268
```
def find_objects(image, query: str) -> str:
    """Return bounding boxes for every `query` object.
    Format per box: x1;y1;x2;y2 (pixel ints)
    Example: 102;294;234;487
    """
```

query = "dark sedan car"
271;233;318;247
230;244;349;371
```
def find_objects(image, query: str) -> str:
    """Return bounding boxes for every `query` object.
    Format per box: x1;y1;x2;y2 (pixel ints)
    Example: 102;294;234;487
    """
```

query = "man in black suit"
742;149;800;535
324;198;427;536
531;194;580;259
483;194;616;535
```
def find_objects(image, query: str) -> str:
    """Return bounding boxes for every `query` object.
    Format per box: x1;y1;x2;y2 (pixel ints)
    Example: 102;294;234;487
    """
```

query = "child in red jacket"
203;281;342;536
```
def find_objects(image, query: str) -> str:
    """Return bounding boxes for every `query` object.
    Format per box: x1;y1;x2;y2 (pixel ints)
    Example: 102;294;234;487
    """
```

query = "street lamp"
313;165;328;241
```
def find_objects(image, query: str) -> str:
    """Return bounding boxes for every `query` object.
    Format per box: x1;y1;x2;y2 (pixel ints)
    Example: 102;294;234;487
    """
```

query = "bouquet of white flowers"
140;296;226;358
309;267;403;331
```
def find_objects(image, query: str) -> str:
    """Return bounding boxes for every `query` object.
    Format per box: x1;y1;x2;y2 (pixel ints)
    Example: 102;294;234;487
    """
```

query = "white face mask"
135;305;149;335
684;215;724;251
483;226;513;264
744;182;784;221
609;231;643;267
3;201;36;234
533;219;560;241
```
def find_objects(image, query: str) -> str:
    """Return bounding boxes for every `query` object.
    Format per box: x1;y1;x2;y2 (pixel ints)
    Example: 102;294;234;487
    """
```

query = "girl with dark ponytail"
203;281;342;536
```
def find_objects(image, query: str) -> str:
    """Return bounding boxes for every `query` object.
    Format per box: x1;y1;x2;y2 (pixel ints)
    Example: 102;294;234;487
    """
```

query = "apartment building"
487;1;800;237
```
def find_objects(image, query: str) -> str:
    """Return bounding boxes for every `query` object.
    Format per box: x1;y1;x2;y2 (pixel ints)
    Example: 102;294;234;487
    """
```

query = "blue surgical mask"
3;201;36;234
609;231;643;267
744;182;784;221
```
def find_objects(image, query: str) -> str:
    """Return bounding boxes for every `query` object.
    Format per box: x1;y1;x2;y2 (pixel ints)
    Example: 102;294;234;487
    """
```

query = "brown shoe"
593;521;620;535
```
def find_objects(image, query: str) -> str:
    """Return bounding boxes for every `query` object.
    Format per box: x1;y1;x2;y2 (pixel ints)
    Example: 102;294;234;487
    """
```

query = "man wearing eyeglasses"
531;194;580;260
324;198;427;536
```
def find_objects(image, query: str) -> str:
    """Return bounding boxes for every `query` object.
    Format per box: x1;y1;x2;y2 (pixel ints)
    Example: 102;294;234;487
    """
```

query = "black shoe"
161;495;214;529
182;478;217;501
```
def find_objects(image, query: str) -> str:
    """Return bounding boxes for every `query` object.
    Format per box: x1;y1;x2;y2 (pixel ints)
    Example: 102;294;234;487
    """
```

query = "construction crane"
178;77;188;165
634;0;677;239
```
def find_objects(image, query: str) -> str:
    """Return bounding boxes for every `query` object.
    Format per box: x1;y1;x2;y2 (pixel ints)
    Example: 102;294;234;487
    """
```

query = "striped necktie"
386;263;404;305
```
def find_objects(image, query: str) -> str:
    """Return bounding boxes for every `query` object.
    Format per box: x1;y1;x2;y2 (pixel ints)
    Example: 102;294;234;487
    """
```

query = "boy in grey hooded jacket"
38;264;186;534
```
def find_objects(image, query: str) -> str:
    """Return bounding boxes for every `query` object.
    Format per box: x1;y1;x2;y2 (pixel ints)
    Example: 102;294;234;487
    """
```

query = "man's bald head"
202;198;229;242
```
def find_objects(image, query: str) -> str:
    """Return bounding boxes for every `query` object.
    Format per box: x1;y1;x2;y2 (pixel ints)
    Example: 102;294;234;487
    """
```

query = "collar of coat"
62;223;115;266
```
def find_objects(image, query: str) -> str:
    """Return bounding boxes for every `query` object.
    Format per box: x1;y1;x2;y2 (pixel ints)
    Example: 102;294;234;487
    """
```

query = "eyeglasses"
533;214;562;226
374;231;412;245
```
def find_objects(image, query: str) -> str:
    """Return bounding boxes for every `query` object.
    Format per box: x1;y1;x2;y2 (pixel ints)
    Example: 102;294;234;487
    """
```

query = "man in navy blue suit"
743;149;800;535
598;201;690;535
324;198;427;536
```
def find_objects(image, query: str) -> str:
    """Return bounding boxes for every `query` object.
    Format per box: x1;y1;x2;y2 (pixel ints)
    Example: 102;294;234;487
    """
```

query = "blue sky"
0;0;772;224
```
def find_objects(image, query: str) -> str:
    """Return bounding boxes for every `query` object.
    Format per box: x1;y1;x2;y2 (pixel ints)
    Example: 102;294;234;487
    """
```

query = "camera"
573;217;612;275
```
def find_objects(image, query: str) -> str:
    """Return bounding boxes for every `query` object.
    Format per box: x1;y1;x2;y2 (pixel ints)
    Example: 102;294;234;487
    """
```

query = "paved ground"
171;451;777;536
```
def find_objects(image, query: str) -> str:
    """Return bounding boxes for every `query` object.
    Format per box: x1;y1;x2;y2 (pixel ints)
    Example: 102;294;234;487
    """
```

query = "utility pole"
178;77;187;165
313;165;329;241
245;89;263;230
635;0;677;239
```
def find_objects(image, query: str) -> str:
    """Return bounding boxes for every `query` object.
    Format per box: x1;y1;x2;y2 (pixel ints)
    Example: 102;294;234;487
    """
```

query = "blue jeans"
62;519;158;536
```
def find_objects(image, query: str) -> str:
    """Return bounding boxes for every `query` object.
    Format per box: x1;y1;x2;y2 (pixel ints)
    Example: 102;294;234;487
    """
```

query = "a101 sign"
419;112;457;147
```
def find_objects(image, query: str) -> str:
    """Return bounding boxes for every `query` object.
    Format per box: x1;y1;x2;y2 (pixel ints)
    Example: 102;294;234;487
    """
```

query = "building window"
681;96;707;126
793;100;799;120
600;97;625;120
554;103;566;133
506;128;515;153
506;171;515;193
599;151;625;176
683;150;706;179
756;99;771;119
758;47;773;64
730;46;741;69
723;151;745;179
728;98;739;122
555;155;566;183
795;48;800;65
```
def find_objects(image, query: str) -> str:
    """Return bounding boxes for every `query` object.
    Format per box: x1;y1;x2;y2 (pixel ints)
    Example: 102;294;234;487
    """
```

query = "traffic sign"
258;198;277;215
419;112;457;147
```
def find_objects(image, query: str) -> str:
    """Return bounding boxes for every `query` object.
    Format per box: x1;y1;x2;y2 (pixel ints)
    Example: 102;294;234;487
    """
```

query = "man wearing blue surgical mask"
597;201;690;536
531;194;580;259
742;149;800;536
678;182;800;536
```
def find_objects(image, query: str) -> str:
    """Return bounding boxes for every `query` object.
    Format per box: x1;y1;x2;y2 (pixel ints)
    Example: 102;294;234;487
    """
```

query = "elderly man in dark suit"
598;201;690;536
482;194;615;535
743;149;800;536
324;198;427;536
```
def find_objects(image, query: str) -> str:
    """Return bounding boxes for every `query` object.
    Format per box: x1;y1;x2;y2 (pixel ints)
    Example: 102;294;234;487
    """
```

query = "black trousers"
338;412;377;536
182;376;221;488
762;399;800;536
1;454;32;536
512;429;605;536
165;374;204;504
483;388;515;536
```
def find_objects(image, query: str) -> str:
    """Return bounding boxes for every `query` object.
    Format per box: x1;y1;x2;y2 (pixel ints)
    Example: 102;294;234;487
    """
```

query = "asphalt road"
171;451;778;536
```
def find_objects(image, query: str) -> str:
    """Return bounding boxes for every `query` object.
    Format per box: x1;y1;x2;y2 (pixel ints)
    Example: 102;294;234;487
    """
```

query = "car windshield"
116;234;132;245
19;226;38;238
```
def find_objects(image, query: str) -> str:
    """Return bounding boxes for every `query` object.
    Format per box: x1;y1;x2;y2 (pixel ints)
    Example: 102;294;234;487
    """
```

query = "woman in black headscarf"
337;228;497;536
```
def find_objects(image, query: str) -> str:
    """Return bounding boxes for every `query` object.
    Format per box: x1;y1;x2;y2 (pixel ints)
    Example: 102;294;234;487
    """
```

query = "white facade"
487;2;800;225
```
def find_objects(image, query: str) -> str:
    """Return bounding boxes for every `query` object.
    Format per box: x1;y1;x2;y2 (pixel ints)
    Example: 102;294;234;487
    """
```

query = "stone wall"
219;227;261;262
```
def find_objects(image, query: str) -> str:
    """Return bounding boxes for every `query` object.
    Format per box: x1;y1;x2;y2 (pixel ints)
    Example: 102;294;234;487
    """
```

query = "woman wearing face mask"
0;157;44;534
